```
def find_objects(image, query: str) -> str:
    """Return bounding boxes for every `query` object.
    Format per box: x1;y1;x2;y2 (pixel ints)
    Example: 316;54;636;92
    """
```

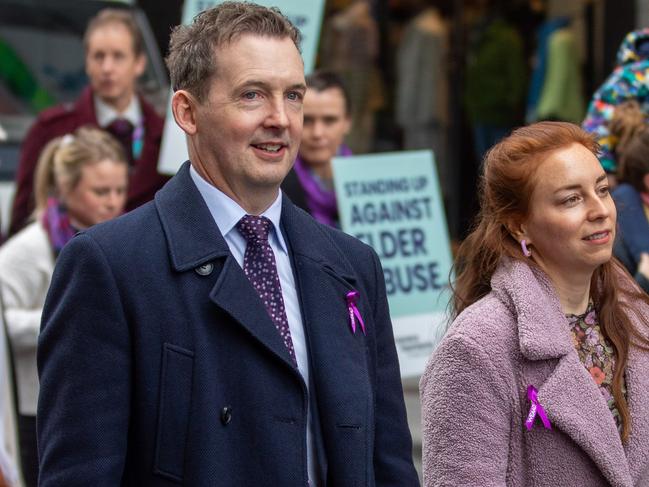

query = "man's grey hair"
166;1;302;102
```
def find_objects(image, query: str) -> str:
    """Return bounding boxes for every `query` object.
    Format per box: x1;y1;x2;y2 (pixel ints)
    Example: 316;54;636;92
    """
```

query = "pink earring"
521;239;531;257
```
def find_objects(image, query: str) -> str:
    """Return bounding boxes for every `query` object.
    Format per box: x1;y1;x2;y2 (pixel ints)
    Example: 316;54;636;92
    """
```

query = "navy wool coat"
37;162;418;487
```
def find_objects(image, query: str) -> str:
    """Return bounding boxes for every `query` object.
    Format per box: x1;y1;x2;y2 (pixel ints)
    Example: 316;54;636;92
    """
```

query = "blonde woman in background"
0;126;128;487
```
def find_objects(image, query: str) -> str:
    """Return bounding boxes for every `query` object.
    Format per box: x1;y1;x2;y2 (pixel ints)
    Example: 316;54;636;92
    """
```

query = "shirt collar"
189;164;288;254
94;94;142;128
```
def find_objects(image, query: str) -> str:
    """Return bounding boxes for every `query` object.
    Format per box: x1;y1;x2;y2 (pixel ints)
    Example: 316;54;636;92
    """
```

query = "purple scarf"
293;144;352;227
41;197;77;256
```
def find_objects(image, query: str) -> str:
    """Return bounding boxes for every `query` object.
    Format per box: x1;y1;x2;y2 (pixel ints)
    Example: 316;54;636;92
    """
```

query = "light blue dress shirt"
189;166;317;485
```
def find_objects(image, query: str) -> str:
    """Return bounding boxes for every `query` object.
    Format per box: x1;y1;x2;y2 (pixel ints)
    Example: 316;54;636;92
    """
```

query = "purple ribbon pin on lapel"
525;385;551;430
346;290;366;335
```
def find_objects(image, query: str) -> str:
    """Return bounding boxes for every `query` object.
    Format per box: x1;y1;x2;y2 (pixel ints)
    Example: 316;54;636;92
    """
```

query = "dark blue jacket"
37;162;418;486
612;183;649;292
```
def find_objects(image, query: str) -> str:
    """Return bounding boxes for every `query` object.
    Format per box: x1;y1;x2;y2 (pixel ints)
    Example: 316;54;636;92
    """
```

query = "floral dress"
566;302;626;434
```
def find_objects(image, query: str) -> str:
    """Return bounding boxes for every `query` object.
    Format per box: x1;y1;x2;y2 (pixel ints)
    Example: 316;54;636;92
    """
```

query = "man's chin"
95;89;130;107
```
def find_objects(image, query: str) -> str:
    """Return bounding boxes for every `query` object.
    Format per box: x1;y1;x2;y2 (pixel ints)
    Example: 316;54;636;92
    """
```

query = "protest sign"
333;150;453;377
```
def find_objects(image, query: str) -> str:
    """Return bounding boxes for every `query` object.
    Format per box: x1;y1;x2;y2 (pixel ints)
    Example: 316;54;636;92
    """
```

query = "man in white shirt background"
9;8;168;236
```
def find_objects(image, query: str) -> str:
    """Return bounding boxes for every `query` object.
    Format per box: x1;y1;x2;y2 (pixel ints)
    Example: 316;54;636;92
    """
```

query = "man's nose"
100;56;116;72
265;99;290;129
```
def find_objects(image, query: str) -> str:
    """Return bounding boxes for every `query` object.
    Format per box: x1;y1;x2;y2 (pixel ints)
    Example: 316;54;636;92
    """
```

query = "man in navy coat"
37;3;418;486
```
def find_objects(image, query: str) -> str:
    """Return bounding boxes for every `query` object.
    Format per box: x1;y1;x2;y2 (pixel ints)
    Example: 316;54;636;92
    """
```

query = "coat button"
195;262;214;276
221;406;232;425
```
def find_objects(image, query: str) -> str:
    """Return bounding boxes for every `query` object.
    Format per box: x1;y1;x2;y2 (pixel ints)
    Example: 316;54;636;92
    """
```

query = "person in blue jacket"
610;101;649;291
36;3;418;486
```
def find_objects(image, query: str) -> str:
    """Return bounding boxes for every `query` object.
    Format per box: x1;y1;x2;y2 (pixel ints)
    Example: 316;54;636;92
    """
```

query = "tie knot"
237;215;272;243
107;118;134;136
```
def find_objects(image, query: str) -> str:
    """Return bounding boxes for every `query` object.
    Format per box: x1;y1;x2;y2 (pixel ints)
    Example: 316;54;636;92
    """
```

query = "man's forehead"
213;33;300;57
87;22;135;49
211;35;305;83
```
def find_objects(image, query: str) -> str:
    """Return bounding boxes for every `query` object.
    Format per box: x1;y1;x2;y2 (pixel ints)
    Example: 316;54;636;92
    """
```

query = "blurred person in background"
583;28;649;180
282;70;351;227
0;126;128;487
8;8;167;237
608;101;649;292
420;122;649;485
1;310;19;487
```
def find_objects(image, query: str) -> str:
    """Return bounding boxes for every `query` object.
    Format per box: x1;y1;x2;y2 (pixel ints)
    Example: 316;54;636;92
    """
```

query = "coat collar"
154;161;357;279
492;258;649;486
154;163;361;378
279;191;356;282
491;258;573;361
154;161;231;272
75;86;99;126
80;85;164;137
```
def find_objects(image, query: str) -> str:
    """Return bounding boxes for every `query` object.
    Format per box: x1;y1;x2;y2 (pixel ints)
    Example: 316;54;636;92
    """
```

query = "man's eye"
287;91;303;101
243;92;259;100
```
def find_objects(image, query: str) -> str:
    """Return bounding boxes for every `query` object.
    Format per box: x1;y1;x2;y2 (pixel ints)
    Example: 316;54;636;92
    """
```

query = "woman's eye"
563;195;581;206
597;185;610;196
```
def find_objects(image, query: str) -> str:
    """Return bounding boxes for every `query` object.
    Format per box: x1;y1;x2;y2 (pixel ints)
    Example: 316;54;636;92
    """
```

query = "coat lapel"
208;256;297;367
538;353;632;486
280;200;372;427
624;336;649;482
155;162;297;369
493;260;633;486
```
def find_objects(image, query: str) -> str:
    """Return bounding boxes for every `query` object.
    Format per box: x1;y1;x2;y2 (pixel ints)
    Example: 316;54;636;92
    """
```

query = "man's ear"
171;90;198;136
134;53;147;78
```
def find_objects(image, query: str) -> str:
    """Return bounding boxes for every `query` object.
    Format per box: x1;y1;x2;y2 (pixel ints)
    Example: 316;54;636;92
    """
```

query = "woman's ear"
506;219;529;244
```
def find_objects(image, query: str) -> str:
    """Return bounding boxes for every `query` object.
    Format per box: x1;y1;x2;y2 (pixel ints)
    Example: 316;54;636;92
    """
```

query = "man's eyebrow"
236;81;306;92
286;83;307;92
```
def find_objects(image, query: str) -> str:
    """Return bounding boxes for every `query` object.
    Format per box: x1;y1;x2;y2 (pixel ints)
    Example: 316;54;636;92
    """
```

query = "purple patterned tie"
237;215;296;363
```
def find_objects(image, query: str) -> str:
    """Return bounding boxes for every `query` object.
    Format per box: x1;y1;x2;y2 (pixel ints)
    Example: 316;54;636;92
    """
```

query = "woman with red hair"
420;121;649;486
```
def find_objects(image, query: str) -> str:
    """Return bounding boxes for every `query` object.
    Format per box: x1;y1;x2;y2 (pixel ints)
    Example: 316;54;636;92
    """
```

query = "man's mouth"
252;143;285;153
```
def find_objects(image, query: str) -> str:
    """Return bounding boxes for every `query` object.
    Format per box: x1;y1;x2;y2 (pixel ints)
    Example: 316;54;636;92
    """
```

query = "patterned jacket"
583;29;649;172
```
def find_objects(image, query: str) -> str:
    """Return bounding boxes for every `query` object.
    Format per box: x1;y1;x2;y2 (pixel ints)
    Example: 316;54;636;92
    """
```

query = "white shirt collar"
94;94;142;128
189;164;288;254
